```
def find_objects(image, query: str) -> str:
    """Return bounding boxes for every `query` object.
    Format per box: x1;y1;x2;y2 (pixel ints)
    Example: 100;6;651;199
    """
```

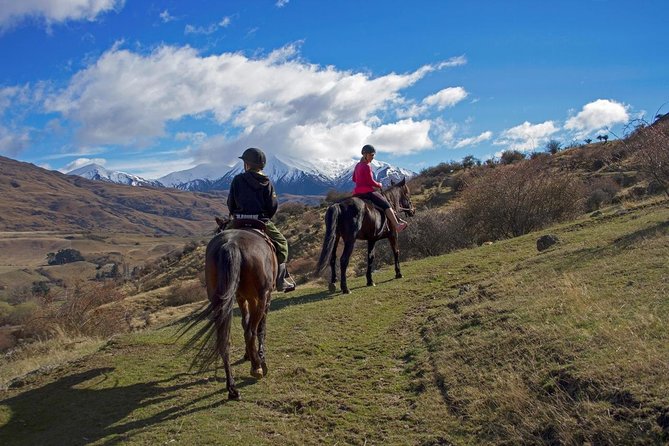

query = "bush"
456;159;586;243
164;281;205;307
46;248;85;265
628;119;669;196
585;177;621;211
500;150;526;165
0;301;13;325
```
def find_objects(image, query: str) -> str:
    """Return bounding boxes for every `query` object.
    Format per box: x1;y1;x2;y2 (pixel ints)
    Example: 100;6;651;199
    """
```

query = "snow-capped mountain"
69;156;416;195
161;155;416;195
67;164;163;187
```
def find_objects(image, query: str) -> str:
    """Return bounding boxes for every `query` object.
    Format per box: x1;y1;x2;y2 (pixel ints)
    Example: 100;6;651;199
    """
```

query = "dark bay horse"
315;179;415;294
180;217;277;400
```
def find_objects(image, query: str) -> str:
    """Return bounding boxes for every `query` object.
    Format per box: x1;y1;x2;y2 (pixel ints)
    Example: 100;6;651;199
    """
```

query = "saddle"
227;218;276;253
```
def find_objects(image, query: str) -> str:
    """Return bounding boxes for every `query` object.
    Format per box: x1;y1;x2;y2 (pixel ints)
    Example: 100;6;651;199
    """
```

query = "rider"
352;144;408;233
227;147;296;292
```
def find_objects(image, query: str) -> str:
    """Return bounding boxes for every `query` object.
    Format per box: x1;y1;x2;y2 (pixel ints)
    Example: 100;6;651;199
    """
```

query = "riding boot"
276;263;296;292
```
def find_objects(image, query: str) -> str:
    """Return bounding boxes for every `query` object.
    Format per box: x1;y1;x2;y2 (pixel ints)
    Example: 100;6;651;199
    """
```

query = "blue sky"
0;0;668;178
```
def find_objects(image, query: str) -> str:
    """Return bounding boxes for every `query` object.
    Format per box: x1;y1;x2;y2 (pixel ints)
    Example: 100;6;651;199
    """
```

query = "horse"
179;217;277;400
315;178;415;294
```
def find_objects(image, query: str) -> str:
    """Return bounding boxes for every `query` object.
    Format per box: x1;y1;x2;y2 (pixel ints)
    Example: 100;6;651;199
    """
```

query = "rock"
537;234;560;252
590;210;603;218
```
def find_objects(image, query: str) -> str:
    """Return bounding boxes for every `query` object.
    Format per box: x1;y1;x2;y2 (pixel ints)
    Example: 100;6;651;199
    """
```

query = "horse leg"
340;240;355;294
388;235;403;279
258;290;271;376
239;300;250;361
223;342;239;400
328;234;340;293
244;301;264;379
366;240;377;286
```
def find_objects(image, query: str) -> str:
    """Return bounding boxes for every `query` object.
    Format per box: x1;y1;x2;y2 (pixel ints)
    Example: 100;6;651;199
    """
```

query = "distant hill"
0;156;228;235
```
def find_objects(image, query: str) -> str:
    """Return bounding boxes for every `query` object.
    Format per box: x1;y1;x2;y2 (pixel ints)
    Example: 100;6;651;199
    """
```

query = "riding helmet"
239;147;267;168
361;144;376;155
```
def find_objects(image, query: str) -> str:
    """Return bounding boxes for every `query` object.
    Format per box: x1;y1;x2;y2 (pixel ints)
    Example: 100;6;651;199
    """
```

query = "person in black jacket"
227;147;295;292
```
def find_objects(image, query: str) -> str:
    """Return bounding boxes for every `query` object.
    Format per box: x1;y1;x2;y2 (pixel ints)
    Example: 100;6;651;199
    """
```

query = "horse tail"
315;204;340;275
178;241;241;372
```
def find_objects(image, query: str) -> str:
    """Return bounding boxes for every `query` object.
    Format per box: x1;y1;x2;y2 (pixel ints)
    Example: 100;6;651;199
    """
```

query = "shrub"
8;301;40;325
456;159;586;243
500;150;526;165
164;281;205;307
545;139;562;154
627;119;669;196
46;248;85;265
0;301;13;325
585;177;621;211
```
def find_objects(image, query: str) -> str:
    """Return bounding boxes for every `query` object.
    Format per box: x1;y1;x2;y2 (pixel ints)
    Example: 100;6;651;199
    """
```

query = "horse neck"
382;187;400;210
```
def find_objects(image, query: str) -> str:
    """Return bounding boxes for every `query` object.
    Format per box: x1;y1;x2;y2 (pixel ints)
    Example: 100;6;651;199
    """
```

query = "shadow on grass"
613;220;669;248
0;367;242;446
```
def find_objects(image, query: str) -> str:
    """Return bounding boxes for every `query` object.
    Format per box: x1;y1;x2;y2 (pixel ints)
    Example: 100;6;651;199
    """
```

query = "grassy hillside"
1;197;667;445
0;156;228;235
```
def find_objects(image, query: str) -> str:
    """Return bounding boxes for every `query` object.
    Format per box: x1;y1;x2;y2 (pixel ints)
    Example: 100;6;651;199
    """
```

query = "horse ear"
390;179;396;186
398;177;406;187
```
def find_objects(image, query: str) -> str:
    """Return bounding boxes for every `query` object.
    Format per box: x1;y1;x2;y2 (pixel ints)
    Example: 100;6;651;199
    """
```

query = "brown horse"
315;179;415;294
180;217;277;400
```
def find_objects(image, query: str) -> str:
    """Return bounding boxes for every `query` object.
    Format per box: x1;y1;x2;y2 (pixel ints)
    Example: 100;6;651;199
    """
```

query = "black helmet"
361;144;376;155
239;147;266;168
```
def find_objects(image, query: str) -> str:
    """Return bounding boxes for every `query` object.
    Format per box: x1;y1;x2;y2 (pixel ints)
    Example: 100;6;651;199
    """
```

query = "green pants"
265;220;289;264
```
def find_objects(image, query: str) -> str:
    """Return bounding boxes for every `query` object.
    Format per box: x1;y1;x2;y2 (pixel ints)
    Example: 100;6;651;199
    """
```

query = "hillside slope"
0;198;667;445
0;156;228;235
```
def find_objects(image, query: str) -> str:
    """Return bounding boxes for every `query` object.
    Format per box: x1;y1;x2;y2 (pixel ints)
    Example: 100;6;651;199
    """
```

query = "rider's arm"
227;177;238;214
359;163;383;189
264;181;279;219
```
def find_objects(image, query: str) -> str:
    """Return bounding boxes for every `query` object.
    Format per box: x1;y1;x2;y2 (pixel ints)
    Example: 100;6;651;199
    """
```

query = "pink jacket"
352;161;382;194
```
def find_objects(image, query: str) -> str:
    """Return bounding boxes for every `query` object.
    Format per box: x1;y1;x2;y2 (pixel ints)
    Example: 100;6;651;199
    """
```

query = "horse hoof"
342;289;351;295
261;362;269;376
395;273;403;279
251;368;264;379
228;389;240;400
366;282;375;287
328;283;337;293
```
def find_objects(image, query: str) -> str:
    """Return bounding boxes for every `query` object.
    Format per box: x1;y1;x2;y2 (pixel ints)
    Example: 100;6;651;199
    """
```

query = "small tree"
461;155;481;169
628;119;669;197
584;138;593;145
500;150;526;165
545;139;562;154
596;134;609;143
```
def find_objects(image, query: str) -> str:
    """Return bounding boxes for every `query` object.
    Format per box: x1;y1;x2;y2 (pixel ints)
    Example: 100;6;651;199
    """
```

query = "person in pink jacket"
352;144;408;232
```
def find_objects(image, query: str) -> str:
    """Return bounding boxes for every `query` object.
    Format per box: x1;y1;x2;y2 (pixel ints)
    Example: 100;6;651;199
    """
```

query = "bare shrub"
20;282;128;340
627;119;669;196
585;177;621;211
375;207;474;266
457;159;586;243
164;281;205;307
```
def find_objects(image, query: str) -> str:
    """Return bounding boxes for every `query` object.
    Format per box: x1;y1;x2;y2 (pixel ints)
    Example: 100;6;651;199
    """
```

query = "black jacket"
227;171;278;221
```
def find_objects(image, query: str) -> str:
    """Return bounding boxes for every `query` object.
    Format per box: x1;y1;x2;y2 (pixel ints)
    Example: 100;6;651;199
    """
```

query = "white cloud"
276;0;290;7
0;0;124;32
47;44;463;162
61;157;106;172
159;10;175;23
454;130;493;149
185;16;232;35
494;121;559;152
0;125;30;156
423;87;468;110
564;99;629;137
368;119;433;155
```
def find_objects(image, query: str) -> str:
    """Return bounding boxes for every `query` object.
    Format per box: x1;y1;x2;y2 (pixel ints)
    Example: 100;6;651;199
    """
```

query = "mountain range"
69;155;416;195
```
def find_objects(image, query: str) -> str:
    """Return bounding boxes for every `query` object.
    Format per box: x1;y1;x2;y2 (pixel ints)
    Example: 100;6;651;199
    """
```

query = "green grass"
1;199;668;445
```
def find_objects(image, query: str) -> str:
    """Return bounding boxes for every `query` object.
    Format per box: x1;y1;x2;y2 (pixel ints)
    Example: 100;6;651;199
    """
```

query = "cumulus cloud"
454;130;493;149
0;0;124;32
368;119;433;155
564;99;629;137
46;45;464;163
423;87;468;110
61;157;106;172
494;121;559;152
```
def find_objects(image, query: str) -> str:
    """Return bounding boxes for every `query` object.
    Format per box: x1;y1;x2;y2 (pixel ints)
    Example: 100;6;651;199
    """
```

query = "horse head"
392;177;415;217
214;216;231;234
